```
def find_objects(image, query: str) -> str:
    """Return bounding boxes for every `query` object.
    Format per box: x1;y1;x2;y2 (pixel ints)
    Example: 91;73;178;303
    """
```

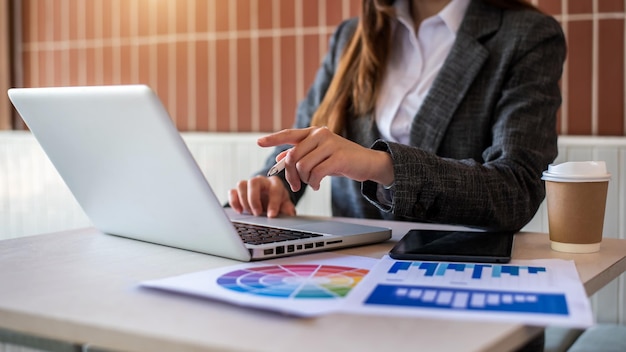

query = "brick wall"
9;0;626;136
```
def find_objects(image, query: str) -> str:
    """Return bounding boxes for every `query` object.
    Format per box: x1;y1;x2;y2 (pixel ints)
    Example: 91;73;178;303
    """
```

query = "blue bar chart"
365;284;568;314
388;261;547;279
363;260;570;316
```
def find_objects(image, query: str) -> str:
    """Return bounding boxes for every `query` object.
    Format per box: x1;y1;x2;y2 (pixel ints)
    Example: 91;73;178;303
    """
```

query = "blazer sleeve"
363;15;566;231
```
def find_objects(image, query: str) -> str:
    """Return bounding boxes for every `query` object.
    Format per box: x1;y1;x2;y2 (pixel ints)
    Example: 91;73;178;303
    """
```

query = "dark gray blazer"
260;0;566;231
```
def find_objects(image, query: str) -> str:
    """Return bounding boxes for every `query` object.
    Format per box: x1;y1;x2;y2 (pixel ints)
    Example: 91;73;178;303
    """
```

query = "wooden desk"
1;218;625;352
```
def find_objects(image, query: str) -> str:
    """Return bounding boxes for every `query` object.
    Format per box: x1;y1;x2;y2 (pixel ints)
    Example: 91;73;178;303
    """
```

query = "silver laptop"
7;85;391;261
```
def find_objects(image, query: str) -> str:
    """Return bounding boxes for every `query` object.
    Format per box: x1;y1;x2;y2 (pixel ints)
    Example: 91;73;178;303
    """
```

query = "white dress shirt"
375;0;470;145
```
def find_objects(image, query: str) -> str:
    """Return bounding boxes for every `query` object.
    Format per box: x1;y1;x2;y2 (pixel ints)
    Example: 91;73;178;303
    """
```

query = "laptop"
7;85;391;261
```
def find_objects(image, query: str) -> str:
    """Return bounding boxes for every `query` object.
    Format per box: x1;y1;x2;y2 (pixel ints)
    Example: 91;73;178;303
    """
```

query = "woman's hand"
258;127;394;192
228;175;296;218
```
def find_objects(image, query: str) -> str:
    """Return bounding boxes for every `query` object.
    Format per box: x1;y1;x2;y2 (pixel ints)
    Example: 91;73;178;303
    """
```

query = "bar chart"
359;259;574;317
365;284;568;314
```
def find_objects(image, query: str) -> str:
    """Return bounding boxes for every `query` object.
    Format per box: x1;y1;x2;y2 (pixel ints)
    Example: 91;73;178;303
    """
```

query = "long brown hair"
310;0;539;134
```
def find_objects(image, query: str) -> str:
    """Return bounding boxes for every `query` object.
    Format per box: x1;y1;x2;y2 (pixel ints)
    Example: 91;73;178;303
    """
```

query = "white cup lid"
542;161;611;182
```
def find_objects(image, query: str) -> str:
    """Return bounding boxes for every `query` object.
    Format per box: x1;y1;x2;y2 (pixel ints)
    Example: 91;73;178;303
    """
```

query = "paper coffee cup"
542;161;611;253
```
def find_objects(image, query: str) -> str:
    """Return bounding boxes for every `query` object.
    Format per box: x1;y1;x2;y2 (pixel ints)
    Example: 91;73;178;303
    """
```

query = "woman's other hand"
228;175;296;218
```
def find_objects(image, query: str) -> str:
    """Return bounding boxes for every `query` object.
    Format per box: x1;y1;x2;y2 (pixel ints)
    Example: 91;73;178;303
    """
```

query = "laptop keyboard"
233;222;323;245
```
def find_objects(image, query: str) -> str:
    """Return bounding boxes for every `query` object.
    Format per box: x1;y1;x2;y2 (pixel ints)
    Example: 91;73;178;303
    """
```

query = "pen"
267;158;286;177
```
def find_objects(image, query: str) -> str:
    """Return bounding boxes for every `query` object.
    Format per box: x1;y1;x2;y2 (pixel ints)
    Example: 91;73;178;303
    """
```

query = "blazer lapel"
409;1;501;151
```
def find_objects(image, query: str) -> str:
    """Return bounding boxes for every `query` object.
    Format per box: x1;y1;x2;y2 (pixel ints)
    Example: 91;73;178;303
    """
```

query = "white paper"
141;252;378;316
141;254;594;328
340;256;594;328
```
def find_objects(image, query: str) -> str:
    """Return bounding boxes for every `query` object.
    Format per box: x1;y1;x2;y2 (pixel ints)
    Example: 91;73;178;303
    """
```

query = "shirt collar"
393;0;471;34
440;0;471;34
394;0;414;31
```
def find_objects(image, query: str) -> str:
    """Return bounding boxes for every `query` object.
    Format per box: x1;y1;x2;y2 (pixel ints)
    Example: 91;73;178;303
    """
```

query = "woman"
228;0;566;232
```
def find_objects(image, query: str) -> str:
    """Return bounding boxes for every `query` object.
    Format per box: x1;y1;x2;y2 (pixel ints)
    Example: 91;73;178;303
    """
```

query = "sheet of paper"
141;254;593;328
141;252;378;316
340;256;593;328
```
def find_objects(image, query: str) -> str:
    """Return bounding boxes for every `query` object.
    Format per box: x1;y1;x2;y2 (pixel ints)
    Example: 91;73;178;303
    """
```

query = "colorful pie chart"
216;264;369;299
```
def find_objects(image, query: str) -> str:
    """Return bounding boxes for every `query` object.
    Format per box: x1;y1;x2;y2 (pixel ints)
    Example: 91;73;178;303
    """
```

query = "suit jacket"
260;0;566;231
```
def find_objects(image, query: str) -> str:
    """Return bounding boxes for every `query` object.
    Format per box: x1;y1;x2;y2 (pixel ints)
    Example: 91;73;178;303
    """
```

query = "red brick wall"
12;0;626;136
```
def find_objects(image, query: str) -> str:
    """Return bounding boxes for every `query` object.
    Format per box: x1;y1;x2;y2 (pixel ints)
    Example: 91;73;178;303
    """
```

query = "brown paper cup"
545;181;608;253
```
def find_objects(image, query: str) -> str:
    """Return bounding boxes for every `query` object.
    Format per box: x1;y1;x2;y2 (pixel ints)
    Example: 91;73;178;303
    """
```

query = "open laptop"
7;85;391;261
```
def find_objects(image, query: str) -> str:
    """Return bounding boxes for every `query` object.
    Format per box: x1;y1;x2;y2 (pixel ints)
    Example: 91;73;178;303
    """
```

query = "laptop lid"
8;85;391;261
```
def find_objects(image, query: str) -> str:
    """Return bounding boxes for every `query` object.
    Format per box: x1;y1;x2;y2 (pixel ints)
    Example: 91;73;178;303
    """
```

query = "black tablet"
388;229;515;263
